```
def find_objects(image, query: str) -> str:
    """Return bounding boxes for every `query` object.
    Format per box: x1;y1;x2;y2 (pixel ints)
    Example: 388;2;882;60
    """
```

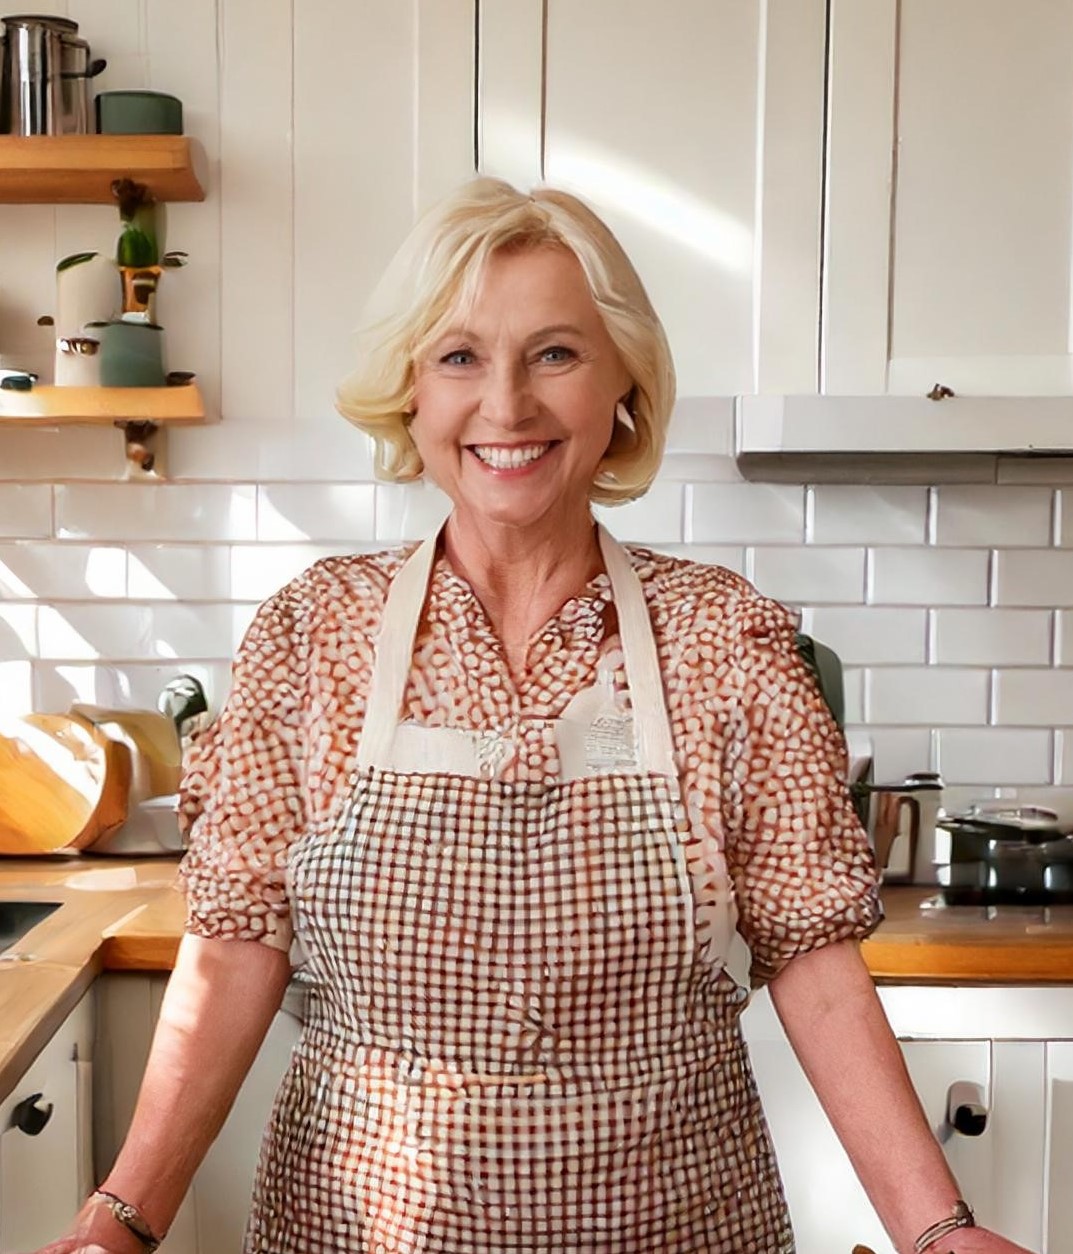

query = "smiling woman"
408;247;631;541
40;178;1033;1254
335;178;675;504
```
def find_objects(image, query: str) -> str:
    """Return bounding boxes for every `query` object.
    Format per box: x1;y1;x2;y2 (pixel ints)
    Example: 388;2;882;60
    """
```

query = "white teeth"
471;443;551;469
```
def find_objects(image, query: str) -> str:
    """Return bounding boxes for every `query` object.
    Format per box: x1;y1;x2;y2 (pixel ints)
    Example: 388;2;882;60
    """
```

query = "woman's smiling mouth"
468;442;557;470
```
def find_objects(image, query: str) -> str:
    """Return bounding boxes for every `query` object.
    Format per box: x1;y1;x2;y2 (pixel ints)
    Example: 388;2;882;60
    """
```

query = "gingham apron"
246;527;793;1254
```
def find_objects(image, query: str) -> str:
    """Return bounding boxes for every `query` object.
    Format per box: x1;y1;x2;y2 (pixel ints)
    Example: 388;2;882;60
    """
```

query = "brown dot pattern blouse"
180;543;881;987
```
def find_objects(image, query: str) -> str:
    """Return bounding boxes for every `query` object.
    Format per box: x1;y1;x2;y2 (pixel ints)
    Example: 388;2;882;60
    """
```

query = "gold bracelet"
92;1190;165;1252
912;1199;976;1252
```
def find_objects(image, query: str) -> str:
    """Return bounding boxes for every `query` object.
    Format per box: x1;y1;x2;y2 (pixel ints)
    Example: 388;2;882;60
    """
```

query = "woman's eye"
539;345;575;364
440;348;475;367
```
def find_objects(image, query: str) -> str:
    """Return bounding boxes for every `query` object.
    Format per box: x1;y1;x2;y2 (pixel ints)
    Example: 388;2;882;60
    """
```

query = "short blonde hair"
335;178;676;505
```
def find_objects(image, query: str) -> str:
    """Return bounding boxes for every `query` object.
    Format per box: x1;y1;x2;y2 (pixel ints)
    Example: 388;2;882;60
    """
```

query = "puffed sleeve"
177;582;309;952
721;593;882;986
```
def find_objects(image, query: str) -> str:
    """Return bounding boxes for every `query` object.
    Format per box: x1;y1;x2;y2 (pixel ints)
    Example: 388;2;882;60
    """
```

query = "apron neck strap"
358;523;676;776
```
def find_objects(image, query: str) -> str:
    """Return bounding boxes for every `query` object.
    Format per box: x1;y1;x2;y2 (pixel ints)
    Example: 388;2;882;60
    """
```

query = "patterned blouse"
180;543;881;985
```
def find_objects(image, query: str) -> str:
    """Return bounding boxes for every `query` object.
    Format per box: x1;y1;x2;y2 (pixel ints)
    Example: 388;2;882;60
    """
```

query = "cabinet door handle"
11;1091;53;1136
946;1080;988;1136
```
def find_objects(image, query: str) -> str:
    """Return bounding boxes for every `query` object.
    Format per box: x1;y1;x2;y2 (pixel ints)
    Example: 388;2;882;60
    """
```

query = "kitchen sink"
0;901;61;954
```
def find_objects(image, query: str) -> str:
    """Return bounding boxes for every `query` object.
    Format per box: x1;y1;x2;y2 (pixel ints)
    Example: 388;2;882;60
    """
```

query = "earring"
615;401;636;433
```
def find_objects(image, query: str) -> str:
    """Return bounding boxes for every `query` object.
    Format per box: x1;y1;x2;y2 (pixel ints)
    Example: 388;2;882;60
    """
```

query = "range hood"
735;395;1073;482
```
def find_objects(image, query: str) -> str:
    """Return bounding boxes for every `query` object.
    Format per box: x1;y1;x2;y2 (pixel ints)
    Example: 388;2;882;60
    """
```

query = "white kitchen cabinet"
94;973;300;1254
0;990;95;1254
478;0;828;399
1045;1042;1073;1254
824;0;1073;397
742;987;1062;1253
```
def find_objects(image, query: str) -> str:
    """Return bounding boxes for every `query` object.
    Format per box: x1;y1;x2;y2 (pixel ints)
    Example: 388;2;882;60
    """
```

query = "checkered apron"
245;528;793;1253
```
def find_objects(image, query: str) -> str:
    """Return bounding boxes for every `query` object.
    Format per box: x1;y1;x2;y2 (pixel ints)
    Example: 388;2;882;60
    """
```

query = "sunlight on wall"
127;556;179;601
0;562;33;598
548;142;753;274
55;664;130;705
86;548;128;597
0;660;33;712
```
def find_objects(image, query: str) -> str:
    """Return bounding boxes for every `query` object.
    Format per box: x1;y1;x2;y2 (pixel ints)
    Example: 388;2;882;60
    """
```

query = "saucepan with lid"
937;802;1073;904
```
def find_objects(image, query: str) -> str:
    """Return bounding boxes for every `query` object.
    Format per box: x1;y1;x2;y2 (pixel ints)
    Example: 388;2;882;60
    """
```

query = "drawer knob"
947;1080;988;1137
11;1092;53;1136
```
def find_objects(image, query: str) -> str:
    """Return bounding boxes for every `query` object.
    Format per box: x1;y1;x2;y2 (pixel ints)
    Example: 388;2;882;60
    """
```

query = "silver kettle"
0;14;106;135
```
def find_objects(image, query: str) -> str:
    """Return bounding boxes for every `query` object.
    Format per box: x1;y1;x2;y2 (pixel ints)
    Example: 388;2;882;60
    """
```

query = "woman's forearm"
768;939;962;1254
95;932;292;1239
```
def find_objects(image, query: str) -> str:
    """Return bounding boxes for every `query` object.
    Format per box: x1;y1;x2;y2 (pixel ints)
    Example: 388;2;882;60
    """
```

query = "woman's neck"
442;510;604;666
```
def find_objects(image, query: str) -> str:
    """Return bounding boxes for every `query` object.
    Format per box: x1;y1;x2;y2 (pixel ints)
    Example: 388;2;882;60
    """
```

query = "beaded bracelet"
92;1190;165;1252
912;1199;976;1252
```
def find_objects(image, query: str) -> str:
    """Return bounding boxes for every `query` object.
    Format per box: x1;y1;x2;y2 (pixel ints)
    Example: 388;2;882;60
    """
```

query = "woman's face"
410;245;631;535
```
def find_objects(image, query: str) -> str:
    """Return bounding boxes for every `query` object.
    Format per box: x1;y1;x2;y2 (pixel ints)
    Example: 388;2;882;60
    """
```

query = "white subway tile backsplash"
0;660;33;712
33;661;233;716
38;604;154;661
868;548;990;606
936;728;1053;787
846;726;934;782
654;545;746;576
127;546;233;602
807;486;928;545
932;609;1053;667
0;544;126;600
842;668;865;723
934;485;1054;547
0;605;36;658
258;483;376;543
1054;730;1073;786
56;485;257;543
993;550;1073;606
665;397;736;456
867;667;990;725
230;544;359;602
596;483;684;544
0;429;119;481
38;603;238;661
993;670;1073;726
0;486;51;539
750;547;865;606
689;484;805;544
1057;488;1073;545
1056;611;1073;665
374;483;453;543
802;607;927;664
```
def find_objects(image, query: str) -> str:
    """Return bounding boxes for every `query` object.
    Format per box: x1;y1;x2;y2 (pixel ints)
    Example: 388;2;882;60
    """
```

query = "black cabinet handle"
946;1081;988;1137
11;1092;53;1136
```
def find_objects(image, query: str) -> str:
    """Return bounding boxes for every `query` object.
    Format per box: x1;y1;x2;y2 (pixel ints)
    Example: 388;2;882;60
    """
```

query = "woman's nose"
479;363;534;426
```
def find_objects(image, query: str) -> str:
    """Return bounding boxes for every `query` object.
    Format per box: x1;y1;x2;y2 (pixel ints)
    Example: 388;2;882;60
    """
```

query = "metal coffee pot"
862;771;945;884
1;14;106;135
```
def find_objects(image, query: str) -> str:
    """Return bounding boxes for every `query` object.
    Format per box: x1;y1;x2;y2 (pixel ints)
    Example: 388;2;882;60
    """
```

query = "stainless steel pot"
937;803;1073;904
0;14;105;135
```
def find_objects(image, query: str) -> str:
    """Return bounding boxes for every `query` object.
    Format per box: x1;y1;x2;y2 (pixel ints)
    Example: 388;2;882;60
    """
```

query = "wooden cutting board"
0;712;131;854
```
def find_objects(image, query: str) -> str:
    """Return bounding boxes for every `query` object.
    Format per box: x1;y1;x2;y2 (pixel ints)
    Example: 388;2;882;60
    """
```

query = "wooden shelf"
0;135;205;204
0;383;204;426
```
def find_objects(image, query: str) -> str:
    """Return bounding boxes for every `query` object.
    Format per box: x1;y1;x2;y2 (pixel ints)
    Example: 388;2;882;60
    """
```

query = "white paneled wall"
2;0;1073;802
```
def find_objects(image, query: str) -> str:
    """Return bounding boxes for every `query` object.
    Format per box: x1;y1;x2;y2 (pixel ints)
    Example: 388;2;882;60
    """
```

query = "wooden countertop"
0;858;183;1102
866;887;1073;984
2;860;1073;1099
